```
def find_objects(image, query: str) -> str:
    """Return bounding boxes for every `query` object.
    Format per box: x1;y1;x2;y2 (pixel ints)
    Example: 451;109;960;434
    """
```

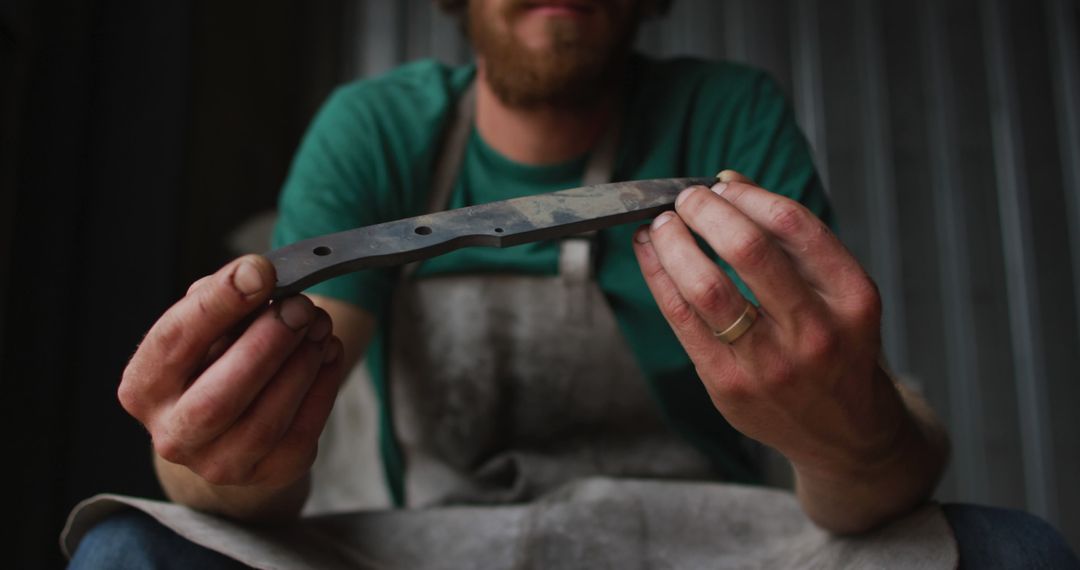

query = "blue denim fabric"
68;504;1079;569
942;503;1080;569
66;509;249;569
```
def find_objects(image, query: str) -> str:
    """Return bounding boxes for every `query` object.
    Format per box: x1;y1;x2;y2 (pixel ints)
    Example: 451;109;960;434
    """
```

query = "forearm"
792;371;950;535
154;452;311;522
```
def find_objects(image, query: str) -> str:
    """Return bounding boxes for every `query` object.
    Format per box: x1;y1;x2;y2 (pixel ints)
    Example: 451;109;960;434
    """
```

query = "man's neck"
474;65;616;166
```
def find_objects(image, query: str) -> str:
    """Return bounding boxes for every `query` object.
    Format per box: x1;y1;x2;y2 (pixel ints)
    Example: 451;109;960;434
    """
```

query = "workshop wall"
4;1;192;567
692;0;1080;549
2;1;351;567
347;0;1080;549
676;0;1080;547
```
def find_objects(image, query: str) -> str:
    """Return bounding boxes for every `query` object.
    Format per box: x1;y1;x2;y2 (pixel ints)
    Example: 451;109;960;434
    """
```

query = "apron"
387;83;715;507
62;82;958;570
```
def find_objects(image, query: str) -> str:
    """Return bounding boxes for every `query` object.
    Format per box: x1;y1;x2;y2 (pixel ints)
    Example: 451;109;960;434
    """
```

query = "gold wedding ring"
713;303;759;344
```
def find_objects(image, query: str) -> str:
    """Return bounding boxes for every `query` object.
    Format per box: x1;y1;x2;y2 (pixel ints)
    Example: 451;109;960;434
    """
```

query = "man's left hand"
632;170;946;533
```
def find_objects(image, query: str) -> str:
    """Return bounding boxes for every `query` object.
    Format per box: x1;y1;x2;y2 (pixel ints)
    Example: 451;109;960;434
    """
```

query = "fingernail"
716;170;738;183
675;186;698;207
233;259;264;296
634;227;651;244
307;316;331;342
711;182;729;196
652;212;673;230
323;340;341;364
278;296;313;330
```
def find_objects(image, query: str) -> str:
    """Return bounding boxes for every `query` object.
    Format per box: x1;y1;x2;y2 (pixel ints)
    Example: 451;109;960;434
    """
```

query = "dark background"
3;0;350;566
3;0;1079;566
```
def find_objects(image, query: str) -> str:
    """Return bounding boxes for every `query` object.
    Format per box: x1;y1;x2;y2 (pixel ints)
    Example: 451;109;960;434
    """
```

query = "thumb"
137;255;276;380
716;169;757;185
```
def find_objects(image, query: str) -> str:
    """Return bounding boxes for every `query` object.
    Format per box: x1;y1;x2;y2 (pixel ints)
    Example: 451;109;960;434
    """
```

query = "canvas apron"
62;84;958;570
387;83;715;507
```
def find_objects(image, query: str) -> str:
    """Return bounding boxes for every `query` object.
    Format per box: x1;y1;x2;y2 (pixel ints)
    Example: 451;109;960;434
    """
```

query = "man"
67;0;1079;568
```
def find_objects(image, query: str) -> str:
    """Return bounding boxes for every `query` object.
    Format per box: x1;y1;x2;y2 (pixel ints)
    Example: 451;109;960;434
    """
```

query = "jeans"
67;510;249;570
941;504;1080;569
69;504;1080;569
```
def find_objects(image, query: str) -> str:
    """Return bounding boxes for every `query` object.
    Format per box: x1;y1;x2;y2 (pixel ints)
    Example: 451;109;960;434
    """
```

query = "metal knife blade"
267;177;713;298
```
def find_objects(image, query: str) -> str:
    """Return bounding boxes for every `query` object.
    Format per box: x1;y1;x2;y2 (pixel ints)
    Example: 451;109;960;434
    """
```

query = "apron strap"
560;96;619;324
401;84;477;279
581;117;619;187
405;79;619;284
426;83;477;215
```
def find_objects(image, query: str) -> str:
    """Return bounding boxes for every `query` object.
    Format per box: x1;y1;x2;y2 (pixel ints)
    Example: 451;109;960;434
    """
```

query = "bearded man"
64;1;1080;568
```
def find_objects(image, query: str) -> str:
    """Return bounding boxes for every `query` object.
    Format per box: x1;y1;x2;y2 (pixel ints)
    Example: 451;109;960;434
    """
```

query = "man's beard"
469;1;640;109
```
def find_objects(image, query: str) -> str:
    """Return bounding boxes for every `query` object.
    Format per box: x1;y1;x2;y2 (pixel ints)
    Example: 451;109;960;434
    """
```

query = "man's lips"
521;0;598;15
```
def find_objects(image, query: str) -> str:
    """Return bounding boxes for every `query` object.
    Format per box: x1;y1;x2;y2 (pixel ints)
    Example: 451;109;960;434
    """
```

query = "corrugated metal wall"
343;0;1080;548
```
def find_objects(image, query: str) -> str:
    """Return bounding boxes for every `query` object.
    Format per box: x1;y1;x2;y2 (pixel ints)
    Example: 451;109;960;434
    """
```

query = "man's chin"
472;0;636;108
487;64;612;109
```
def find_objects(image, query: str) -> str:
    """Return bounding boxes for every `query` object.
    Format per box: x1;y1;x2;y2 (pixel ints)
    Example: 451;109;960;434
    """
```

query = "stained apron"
388;83;714;507
62;83;957;569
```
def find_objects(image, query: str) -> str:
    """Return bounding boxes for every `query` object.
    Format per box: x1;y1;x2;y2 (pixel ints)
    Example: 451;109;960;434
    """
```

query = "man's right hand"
118;255;346;519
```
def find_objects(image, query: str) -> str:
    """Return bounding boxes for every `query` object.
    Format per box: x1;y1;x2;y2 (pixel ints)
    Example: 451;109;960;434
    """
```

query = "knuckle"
685;276;728;315
188;273;248;323
186;275;211;296
153;433;187;465
198;462;240;487
762;360;799;392
798;322;841;366
195;294;213;319
191;285;240;326
663;293;699;329
176;395;227;434
848;278;883;327
199;470;227;486
232;330;295;372
117;372;144;416
244;311;300;353
767;202;808;236
254;443;318;488
151;318;201;373
646;261;671;283
234;332;276;363
246;418;289;452
727;229;770;269
707;369;752;403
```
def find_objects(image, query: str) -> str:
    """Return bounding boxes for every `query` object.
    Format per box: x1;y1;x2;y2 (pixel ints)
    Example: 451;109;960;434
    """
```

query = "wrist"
154;452;311;522
787;364;908;482
789;366;948;533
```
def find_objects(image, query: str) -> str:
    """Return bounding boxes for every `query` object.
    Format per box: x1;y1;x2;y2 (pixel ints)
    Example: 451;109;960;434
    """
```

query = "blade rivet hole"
494;227;504;233
313;246;332;256
415;226;432;236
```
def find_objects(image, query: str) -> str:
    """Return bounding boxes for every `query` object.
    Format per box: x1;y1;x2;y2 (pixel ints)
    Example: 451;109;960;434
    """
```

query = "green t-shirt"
273;55;831;505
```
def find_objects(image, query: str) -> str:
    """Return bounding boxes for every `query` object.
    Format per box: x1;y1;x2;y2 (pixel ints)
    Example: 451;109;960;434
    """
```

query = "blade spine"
269;177;711;297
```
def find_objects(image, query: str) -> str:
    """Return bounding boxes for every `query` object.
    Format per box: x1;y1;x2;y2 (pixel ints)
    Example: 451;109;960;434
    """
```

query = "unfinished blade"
267;177;713;298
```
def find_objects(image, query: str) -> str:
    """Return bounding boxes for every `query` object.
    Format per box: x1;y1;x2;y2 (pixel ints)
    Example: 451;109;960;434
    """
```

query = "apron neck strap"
430;80;619;213
407;80;619;280
425;82;479;215
581;114;619;187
